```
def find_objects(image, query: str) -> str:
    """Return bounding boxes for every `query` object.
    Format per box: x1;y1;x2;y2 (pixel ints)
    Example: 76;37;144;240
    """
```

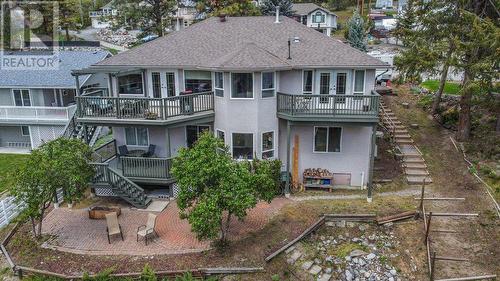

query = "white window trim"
183;69;212;94
231;132;255;160
125;127;150;147
261;71;276;98
312;126;343;153
116;72;145;96
302;70;314;94
352;69;366;95
312;11;326;24
20;126;30;136
213;72;224;98
261;131;275;159
11;89;32;106
230;72;255;100
215;129;225;143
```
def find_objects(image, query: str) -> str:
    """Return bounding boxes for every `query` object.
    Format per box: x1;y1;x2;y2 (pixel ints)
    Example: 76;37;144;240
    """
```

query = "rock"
390;269;397;276
366;253;376;260
326;221;335;227
288;251;302;264
358;258;366;266
350;249;367;257
336;220;346;227
285;246;296;254
384;222;394;227
402;102;410;108
325;256;334;263
314;258;322;264
345;270;354;281
346;222;356;228
317;273;332;281
359;224;369;231
345;256;352;261
302;261;314;270
389;277;395;281
309;265;322;275
325;268;332;274
410;123;419;129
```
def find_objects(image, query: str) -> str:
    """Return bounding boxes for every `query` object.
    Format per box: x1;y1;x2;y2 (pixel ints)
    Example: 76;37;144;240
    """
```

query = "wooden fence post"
430;251;436;281
419;178;426;216
425;212;432;242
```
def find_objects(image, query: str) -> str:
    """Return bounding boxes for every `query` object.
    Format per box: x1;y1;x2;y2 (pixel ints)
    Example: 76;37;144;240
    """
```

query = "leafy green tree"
260;0;295;17
171;132;280;244
328;0;354;11
344;9;367;52
111;0;177;37
11;138;94;238
195;0;261;17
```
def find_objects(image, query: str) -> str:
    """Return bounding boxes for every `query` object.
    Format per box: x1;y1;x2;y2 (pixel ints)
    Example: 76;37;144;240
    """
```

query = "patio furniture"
118;145;129;157
105;212;124;244
137;213;158;245
128;149;147;157
142;144;156;157
88;206;121;219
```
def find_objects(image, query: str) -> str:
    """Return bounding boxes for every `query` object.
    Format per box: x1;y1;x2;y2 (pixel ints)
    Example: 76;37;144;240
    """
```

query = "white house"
89;2;117;29
291;3;338;36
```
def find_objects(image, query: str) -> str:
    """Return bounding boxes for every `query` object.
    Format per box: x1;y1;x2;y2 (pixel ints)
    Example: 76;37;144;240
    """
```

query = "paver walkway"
41;198;289;256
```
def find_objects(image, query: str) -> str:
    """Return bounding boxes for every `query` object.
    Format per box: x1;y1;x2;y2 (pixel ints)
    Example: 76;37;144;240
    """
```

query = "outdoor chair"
142;144;156;157
105;212;123;244
118;145;129;157
137;213;158;245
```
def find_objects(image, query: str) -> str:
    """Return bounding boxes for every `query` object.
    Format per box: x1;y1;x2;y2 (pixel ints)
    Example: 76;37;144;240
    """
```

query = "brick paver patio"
42;198;289;256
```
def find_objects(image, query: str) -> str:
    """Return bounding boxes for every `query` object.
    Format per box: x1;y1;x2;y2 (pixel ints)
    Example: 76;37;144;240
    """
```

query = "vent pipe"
275;6;280;23
287;38;291;59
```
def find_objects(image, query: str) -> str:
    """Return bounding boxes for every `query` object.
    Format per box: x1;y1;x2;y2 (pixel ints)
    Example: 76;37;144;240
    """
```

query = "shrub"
417;95;433;109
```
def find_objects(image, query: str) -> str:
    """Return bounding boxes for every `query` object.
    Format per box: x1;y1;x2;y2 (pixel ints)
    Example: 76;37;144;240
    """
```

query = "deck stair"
379;101;432;185
91;163;152;209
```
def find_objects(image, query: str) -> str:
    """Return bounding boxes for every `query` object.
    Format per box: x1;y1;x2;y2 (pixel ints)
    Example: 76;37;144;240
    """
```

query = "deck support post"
74;74;81;117
165;127;171;158
285;120;291;197
367;124;376;202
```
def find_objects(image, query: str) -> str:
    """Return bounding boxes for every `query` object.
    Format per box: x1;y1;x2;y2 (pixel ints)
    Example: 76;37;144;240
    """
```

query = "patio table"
127;149;146;157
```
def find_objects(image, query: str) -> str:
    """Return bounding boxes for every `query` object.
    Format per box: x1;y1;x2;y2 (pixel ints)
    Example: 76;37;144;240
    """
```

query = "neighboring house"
73;16;386;207
0;50;110;153
375;0;394;9
89;2;117;29
172;0;201;31
367;50;395;81
291;3;338;36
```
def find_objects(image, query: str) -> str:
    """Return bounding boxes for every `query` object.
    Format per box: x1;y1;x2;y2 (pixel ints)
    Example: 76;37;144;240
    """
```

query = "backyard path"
41;198;289;256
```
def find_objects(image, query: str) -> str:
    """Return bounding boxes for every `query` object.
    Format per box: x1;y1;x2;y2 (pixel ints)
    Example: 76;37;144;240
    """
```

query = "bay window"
118;74;143;95
214;72;224;97
125;127;149;146
261;72;275;98
261;131;274;159
184;70;212;93
314;127;342;153
353;70;365;94
232;133;253;159
312;11;325;23
231;73;253;98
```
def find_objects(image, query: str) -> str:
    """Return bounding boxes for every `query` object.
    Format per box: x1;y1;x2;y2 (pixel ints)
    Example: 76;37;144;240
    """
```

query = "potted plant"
144;110;159;120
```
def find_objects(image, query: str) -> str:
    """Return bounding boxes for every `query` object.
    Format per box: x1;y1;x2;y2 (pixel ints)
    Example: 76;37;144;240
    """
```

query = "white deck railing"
0;105;76;122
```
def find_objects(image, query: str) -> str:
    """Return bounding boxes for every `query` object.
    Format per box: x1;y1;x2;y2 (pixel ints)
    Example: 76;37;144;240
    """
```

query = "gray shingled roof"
94;16;386;70
0;50;109;88
292;3;336;16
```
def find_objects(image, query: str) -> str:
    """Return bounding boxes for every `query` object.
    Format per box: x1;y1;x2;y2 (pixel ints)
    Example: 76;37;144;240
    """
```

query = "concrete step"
396;139;414;145
405;169;429;176
401;152;423;158
395;134;412;139
407;176;433;185
404;163;427;169
395;129;409;134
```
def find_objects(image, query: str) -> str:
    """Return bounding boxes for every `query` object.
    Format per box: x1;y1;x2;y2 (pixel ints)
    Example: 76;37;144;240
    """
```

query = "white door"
151;71;177;98
318;71;334;103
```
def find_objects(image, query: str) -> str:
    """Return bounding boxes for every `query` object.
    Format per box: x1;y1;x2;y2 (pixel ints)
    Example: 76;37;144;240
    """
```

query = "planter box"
88;206;121;219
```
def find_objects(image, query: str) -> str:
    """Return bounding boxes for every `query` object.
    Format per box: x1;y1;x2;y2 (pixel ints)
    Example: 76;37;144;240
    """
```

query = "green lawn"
421;80;461;95
0;154;29;193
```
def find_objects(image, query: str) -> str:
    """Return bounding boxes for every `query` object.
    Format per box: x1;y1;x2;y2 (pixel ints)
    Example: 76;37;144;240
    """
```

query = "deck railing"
0;105;75;121
77;91;214;120
121;156;172;179
92;139;117;163
277;91;380;118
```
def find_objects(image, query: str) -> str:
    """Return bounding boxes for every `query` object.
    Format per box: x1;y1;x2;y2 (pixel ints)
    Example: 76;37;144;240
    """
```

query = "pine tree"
260;0;295;17
344;9;367;52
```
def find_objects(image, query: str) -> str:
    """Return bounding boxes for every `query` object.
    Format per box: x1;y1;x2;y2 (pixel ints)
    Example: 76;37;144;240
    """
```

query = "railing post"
162;98;166;120
116;97;121;119
291;95;295;116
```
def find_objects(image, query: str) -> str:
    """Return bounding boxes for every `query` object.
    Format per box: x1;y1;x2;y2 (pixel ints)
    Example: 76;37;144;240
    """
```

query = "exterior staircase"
379;101;432;185
91;163;152;209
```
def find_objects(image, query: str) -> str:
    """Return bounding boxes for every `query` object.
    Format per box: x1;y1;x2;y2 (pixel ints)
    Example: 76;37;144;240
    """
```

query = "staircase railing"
61;105;78;138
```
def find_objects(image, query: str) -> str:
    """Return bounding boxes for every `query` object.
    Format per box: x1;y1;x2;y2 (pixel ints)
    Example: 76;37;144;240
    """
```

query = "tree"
11;138;94;238
344;9;367;52
171;132;280;244
260;0;295;17
194;0;261;17
111;0;177;38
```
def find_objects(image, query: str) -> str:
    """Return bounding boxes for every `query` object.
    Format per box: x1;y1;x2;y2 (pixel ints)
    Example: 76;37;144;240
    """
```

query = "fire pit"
88;206;121;219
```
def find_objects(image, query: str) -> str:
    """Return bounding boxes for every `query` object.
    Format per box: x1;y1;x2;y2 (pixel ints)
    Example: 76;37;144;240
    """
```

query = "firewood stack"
303;168;333;178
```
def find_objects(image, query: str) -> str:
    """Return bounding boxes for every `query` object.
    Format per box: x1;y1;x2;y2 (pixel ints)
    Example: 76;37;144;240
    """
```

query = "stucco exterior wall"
0;89;13;105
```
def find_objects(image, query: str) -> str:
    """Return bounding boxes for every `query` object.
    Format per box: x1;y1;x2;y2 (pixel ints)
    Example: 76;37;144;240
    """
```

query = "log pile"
303;168;333;178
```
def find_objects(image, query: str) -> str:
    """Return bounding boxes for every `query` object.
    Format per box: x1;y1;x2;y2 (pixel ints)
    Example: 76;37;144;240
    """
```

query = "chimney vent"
275;6;280;23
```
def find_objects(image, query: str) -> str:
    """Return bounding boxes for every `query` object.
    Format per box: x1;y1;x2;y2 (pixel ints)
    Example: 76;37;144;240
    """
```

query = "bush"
417;95;433;109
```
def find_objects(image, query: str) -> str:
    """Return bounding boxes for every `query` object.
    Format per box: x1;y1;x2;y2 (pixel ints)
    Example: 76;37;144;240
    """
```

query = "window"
186;125;210;147
314;127;342;152
231;73;253;99
232;133;253;160
118;74;143;95
13;89;31;106
354;70;365;94
303;70;313;94
214;72;224;97
125;127;149;146
216;129;225;142
21;126;30;136
152;72;161;98
166;72;176;97
184;71;212;93
312;11;325;23
261;72;275;98
261;131;274;159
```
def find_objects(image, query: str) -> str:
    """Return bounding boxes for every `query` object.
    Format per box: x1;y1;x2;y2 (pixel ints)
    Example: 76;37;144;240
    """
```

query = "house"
291;3;338;36
72;16;386;208
0;50;110;153
172;0;201;31
375;0;394;9
89;2;117;29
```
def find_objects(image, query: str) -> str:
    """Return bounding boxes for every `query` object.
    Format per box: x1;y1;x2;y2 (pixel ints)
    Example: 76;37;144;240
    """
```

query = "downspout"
367;124;377;202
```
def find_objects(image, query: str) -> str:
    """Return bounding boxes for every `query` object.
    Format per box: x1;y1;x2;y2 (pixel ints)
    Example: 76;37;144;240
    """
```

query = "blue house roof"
0;50;110;88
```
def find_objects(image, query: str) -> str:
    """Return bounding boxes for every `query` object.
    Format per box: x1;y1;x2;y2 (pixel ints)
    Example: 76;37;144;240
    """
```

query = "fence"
0;196;24;229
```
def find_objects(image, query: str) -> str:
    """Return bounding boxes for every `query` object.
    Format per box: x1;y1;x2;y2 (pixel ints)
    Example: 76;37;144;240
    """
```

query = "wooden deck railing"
0;105;75;121
92;139;117;163
277;91;380;118
121;156;172;179
77;91;214;120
